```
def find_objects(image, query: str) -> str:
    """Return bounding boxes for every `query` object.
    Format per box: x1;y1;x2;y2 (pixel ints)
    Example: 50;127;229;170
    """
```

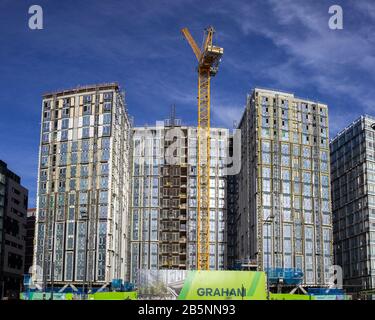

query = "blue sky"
0;0;374;207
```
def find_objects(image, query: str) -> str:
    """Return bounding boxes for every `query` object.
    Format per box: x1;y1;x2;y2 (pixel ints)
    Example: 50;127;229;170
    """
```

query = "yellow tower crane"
181;26;223;270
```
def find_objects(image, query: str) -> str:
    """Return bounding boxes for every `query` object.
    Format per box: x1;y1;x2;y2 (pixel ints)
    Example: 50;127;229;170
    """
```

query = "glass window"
59;154;67;165
61;130;68;141
83;104;91;115
282;169;290;181
303;197;312;210
321;161;328;172
42;133;49;143
302;172;311;183
101;163;109;174
263;179;271;192
102;138;110;149
262;152;271;164
41;156;48;167
81;165;89;177
81;151;89;163
281;155;290;166
282;195;291;208
79;192;88;205
262;141;271;152
262;167;271;178
304;211;313;224
103;102;111;112
321;175;329;186
82;127;90;138
282;181;290;194
42;121;50;132
320;151;328;161
70;166;76;177
262;128;270;138
99;190;108;204
103;113;111;124
62;119;69;129
80;178;88;190
281;130;289;140
302;159;311;170
263;193;271;206
321;187;329;199
102;125;111;136
99;205;108;219
102;149;110;161
82;140;90;151
69;179;76;190
283;210;291;222
281;143;289;155
83;115;90;127
68;207;75;220
41;145;49;155
302;134;309;144
293;145;299;156
71;141;78;152
303;184;311;196
302;147;311;158
100;176;108;189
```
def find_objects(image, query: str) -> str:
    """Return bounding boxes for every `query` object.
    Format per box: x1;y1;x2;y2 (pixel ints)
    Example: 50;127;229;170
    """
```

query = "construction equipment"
181;26;223;270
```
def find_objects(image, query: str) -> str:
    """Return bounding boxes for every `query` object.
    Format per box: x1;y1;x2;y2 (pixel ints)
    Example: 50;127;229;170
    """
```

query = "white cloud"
212;104;245;128
217;0;375;118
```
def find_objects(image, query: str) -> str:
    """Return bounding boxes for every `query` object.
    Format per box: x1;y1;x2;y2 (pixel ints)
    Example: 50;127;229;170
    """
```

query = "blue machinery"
23;274;134;295
264;268;304;286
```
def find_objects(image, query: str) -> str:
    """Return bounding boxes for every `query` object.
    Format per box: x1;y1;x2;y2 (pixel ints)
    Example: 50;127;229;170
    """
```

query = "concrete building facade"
33;83;132;289
129;118;229;283
236;88;333;286
0;160;28;299
331;115;375;294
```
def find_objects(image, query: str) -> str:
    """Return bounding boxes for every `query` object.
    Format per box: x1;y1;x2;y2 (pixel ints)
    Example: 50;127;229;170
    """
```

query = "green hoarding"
20;291;137;300
90;292;137;300
177;271;267;300
270;293;315;300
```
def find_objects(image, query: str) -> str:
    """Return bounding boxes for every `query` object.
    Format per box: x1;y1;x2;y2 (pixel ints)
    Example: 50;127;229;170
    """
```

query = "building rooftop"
0;160;21;183
43;82;120;98
330;114;375;143
251;87;327;106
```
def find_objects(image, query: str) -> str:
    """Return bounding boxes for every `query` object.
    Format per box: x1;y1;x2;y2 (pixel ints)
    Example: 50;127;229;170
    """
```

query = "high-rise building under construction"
330;115;375;294
129;115;229;283
33;83;132;289
235;88;333;286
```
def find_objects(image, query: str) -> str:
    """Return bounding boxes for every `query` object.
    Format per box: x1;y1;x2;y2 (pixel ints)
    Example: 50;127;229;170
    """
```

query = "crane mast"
181;26;223;270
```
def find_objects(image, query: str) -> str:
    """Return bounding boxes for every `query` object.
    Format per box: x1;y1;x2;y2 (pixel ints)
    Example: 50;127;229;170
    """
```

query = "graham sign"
137;270;267;300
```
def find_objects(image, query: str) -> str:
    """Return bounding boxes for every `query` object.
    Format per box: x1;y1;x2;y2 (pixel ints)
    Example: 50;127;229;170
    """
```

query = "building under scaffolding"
33;83;132;289
235;88;333;287
129;111;229;283
331;115;375;298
